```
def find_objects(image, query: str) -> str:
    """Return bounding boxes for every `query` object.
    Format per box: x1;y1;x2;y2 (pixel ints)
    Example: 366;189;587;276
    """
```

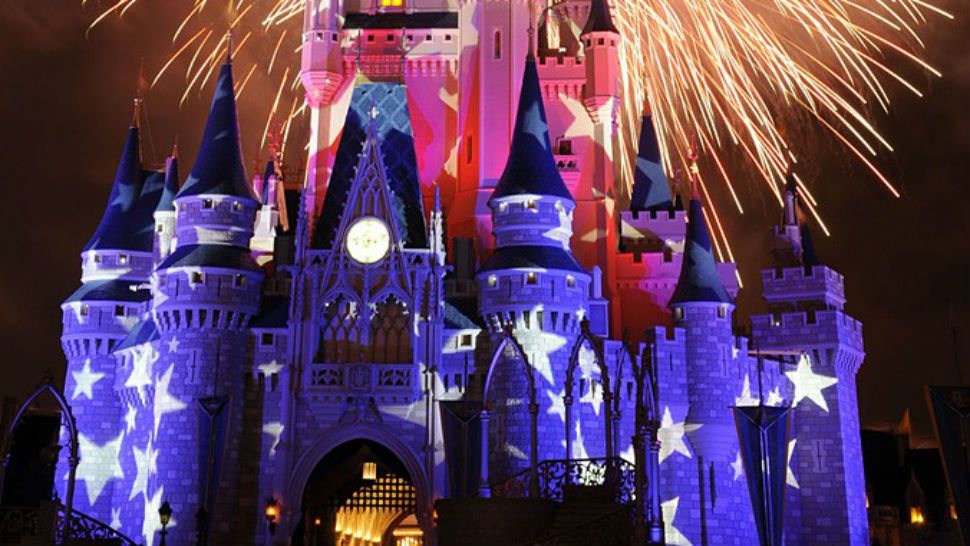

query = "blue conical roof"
83;126;147;252
491;59;572;202
582;0;619;34
630;112;673;211
669;198;733;305
155;155;179;212
128;168;166;251
177;63;257;201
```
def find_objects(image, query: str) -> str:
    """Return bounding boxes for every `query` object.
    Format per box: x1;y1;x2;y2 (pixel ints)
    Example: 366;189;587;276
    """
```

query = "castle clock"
345;216;391;264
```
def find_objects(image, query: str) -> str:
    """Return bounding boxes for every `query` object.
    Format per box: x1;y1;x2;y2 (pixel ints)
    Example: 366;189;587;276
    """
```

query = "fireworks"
83;0;949;259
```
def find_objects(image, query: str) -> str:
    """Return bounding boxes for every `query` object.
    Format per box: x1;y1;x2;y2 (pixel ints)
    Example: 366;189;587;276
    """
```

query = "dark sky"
1;2;967;443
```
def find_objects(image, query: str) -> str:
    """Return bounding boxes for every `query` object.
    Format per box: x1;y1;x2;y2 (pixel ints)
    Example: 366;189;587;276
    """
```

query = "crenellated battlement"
80;250;154;283
751;309;864;355
761;264;846;311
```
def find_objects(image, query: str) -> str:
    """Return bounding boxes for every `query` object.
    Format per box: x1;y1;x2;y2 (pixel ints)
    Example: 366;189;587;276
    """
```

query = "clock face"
345;217;391;264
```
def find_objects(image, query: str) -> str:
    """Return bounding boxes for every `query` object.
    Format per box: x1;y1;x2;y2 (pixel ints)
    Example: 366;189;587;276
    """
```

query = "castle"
57;0;869;544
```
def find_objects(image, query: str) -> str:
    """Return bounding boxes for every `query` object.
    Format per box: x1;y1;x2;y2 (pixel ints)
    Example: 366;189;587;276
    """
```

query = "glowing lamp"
265;497;280;535
909;506;925;525
158;501;173;546
362;461;377;481
314;517;322;527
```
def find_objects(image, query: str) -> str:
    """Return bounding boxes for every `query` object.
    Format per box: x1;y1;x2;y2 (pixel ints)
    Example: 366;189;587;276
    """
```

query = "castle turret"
752;180;868;546
572;0;622;334
252;160;282;265
300;0;346;216
152;151;179;264
60;104;162;519
150;59;264;546
477;54;592;481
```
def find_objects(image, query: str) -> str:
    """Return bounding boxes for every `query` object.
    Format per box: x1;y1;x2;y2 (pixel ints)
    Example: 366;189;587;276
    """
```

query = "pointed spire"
261;160;277;205
669;195;732;305
630;93;673;211
177;62;257;200
582;0;619;35
491;57;572;201
156;149;180;213
226;28;234;63
83;118;147;251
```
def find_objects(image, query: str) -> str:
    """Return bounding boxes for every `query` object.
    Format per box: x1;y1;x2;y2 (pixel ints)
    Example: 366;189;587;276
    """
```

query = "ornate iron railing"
524;505;633;546
490;457;636;504
0;503;139;545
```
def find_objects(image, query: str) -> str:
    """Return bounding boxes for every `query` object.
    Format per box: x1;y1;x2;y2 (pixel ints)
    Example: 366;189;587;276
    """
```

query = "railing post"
603;391;615;460
529;402;540;499
563;395;573;460
647;426;664;545
479;410;491;498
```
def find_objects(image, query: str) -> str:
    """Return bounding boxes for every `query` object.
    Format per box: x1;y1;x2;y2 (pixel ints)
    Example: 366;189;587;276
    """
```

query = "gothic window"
316;296;360;364
368;296;412;364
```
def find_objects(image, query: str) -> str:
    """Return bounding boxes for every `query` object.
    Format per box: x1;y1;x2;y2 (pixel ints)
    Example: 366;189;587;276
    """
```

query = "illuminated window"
487;275;497;288
233;201;243;212
380;0;404;7
526;272;538;285
460;334;473;347
718;305;727;318
156;223;164;233
910;506;925;525
234;274;246;288
202;199;214;209
118;254;129;265
950;503;958;520
191;271;204;285
80;304;89;317
566;275;576;288
673;307;683;320
525;200;537;211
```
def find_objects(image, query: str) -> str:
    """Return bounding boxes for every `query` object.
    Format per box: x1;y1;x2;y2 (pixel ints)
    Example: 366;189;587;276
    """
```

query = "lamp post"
265;497;279;536
158;501;173;546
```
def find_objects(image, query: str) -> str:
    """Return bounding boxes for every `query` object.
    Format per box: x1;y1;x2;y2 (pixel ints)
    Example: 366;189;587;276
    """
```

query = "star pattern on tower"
125;344;155;391
74;431;125;505
785;356;838;412
735;374;760;406
110;507;122;531
130;440;158;501
142;486;174;546
658;406;701;464
257;360;285;376
262;422;284;457
731;450;744;481
153;364;188;435
661;497;693;545
766;386;784;406
787;439;800;489
124;405;138;434
546;389;566;424
71;359;105;400
167;336;180;353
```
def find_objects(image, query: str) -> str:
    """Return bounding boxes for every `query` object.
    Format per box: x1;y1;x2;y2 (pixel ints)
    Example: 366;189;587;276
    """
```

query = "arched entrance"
290;438;425;546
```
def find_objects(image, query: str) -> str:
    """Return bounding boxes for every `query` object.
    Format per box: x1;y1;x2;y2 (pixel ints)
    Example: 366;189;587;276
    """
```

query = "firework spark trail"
85;0;948;261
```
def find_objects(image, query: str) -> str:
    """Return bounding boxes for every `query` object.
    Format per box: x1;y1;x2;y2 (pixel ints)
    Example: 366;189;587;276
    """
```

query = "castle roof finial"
527;0;536;60
226;28;234;63
131;97;142;129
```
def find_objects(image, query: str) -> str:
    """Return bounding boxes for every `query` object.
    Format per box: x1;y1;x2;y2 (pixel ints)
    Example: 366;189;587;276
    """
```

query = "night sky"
1;3;967;443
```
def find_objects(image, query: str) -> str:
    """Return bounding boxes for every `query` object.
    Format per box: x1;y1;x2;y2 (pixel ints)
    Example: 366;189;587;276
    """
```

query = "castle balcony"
554;153;581;192
619;209;687;252
306;362;417;399
761;264;846;310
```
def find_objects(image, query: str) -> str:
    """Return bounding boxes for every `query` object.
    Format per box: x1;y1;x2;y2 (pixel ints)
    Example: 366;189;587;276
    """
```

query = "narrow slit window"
493;30;502;59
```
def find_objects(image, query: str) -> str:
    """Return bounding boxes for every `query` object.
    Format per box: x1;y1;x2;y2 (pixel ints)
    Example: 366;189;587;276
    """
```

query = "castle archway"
286;424;430;546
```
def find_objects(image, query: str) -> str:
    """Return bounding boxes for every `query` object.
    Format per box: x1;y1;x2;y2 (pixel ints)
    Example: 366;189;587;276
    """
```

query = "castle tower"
300;0;346;215
153;152;179;265
252;160;282;266
572;0;621;334
150;60;264;546
668;187;758;544
60;106;162;519
752;181;868;545
476;54;592;481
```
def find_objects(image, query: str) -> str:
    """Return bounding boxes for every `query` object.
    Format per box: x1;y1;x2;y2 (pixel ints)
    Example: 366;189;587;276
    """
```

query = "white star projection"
732;450;744;481
785;356;838;412
620;444;636;464
257;359;285;376
787;439;800;489
71;359;105;400
142;486;175;546
262;422;284;457
766;387;784;407
735;374;760;407
572;421;590;459
661;497;693;546
658;407;701;464
505;443;529;461
124;405;138;434
125;344;156;392
153;364;187;435
130;440;158;500
167;336;180;353
546;389;566;424
110;507;122;530
74;431;125;505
